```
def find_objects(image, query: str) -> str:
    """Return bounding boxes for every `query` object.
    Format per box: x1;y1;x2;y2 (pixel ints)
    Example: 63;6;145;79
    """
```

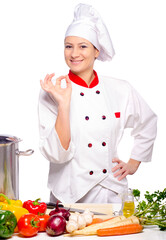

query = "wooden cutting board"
63;203;113;219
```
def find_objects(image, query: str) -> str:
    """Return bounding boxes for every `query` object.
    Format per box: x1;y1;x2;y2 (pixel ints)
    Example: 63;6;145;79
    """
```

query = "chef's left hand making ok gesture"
40;73;72;150
40;73;72;108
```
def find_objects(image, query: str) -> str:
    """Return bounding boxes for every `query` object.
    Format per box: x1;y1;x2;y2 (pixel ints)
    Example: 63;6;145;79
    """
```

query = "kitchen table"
11;204;166;240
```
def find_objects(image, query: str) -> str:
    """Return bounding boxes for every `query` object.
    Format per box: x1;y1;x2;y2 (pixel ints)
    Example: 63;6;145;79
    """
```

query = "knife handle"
46;202;64;209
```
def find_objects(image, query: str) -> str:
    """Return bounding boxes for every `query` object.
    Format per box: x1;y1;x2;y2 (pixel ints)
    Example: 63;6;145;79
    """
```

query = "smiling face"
64;36;99;78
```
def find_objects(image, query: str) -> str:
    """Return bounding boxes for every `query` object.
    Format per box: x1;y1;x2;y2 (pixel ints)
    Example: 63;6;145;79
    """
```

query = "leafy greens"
133;188;166;230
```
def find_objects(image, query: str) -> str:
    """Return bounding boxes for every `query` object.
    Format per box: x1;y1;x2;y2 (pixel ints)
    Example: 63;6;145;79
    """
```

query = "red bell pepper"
23;198;47;215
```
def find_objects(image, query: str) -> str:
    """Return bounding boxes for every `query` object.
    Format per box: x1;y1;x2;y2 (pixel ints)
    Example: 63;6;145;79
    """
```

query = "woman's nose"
71;47;79;58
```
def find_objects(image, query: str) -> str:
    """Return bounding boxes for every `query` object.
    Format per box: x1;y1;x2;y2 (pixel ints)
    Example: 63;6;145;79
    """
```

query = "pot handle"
16;149;34;156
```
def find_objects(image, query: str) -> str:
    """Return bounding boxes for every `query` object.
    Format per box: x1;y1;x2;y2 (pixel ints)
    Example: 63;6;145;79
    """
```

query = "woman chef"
38;3;157;203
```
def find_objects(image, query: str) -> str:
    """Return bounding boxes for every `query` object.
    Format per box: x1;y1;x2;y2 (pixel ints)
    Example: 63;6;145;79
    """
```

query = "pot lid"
0;135;21;145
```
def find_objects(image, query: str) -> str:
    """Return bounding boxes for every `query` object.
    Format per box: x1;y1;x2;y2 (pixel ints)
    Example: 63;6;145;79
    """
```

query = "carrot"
88;217;113;226
97;224;143;236
88;218;104;225
66;216;139;236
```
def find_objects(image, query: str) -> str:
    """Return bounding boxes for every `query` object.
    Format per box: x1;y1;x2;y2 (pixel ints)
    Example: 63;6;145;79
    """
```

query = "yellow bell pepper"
4;199;23;207
0;193;29;221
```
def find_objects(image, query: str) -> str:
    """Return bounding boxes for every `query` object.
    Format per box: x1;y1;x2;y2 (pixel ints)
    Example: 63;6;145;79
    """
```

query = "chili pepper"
0;193;29;221
0;209;17;239
23;198;47;215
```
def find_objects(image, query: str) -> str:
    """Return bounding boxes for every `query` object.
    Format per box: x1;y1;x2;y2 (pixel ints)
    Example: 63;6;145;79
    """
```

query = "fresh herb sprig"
133;188;166;230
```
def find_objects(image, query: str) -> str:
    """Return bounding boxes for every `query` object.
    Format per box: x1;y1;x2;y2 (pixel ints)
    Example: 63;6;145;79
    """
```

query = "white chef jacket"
38;72;157;203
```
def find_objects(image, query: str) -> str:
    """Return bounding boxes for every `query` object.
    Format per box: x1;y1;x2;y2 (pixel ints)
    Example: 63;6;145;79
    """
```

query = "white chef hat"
65;3;115;61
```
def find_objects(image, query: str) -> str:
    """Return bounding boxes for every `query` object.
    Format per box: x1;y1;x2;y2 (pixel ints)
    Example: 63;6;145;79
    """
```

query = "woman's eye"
81;45;87;48
65;45;72;48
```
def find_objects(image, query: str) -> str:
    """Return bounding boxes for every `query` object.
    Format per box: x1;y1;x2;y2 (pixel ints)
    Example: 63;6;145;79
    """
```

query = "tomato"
38;214;50;232
17;213;40;237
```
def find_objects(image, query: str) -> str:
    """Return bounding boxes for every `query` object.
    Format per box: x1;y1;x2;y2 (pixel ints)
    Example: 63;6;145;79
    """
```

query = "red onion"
46;215;66;236
49;201;70;221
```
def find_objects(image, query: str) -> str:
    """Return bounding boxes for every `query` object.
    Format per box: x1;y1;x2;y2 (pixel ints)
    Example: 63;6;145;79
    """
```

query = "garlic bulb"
83;213;93;225
66;219;78;233
83;208;94;217
66;209;94;233
69;213;79;222
77;214;86;229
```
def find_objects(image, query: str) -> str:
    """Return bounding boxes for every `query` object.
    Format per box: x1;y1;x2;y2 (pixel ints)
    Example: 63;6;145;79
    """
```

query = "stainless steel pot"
0;135;34;199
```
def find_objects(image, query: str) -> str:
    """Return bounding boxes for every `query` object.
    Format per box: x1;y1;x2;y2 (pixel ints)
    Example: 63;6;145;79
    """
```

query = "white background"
0;0;165;202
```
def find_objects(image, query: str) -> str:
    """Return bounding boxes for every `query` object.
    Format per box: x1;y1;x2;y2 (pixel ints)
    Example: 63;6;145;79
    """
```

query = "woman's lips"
70;59;83;65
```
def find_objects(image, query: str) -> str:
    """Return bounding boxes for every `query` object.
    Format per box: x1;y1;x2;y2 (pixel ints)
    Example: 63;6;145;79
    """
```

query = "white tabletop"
12;227;166;240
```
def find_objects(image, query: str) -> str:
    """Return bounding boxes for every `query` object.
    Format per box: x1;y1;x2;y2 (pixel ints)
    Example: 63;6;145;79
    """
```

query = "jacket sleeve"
124;84;157;162
38;89;75;164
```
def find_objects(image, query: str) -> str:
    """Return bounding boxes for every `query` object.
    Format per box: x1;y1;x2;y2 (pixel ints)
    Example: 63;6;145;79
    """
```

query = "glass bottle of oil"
122;188;135;218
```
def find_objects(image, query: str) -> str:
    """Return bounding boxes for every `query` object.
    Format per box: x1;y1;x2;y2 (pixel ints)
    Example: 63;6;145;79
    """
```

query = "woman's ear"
95;48;100;59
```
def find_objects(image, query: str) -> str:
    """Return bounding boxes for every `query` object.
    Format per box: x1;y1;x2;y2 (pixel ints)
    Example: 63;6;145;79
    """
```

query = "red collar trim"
68;70;99;88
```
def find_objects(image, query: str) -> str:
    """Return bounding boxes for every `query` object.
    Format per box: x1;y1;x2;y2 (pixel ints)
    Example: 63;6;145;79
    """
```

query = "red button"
80;92;84;96
85;116;89;120
96;90;100;94
89;171;93;175
115;112;120;118
102;142;106;146
88;143;92;148
102;115;106;120
103;169;107;174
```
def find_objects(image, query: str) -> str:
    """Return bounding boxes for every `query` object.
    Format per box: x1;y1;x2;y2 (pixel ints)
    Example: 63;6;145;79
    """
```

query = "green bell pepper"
0;209;17;239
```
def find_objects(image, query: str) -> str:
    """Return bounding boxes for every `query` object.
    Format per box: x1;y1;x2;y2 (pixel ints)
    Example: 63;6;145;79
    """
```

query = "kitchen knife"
46;202;106;215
